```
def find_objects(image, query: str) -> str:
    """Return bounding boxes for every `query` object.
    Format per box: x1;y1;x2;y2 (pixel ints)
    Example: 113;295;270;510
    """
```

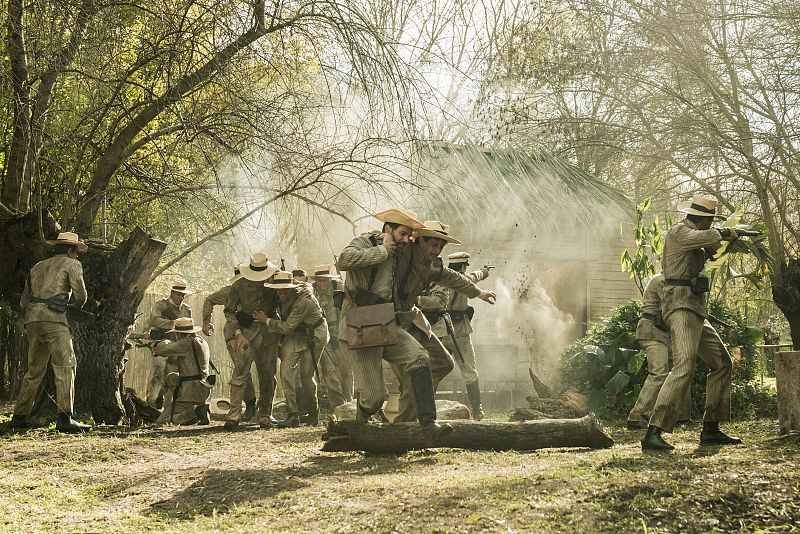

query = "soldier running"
391;221;496;423
255;271;329;427
419;251;491;420
202;264;257;421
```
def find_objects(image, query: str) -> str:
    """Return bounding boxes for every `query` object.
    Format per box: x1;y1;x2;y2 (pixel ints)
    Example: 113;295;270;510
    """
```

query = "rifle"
733;229;762;237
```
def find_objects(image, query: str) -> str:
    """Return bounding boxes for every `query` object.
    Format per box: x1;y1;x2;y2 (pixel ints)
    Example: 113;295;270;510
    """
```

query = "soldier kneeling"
150;317;213;425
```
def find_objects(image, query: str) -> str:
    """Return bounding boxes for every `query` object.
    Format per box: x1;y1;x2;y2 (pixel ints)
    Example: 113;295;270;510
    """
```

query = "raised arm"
337;234;388;271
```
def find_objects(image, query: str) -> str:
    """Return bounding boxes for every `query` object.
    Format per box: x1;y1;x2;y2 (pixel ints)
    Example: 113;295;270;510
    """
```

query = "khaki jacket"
149;297;192;341
636;274;669;345
20;255;87;325
335;231;399;340
153;335;211;403
420;270;487;339
394;243;482;337
224;278;277;341
203;285;236;341
268;292;329;353
660;219;722;320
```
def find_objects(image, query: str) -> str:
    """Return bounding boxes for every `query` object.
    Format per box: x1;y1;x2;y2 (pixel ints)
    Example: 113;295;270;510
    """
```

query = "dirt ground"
1;406;798;533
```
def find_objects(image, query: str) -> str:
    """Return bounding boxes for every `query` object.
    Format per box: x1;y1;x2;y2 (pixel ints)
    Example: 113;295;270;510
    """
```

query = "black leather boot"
277;413;301;428
10;414;30;429
195;404;210;425
242;398;256;422
155;394;165;410
466;381;485;421
700;422;742;445
410;366;454;444
641;425;674;451
56;413;91;434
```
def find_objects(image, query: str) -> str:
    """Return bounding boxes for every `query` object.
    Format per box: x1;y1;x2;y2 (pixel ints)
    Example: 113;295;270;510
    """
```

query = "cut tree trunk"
322;415;614;453
0;211;166;423
775;351;800;435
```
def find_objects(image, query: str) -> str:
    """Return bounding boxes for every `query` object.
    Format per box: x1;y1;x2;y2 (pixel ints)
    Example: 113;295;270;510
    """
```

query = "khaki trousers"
339;327;430;415
318;348;347;409
649;310;732;432
227;328;279;423
393;328;454;423
628;339;690;424
15;322;76;416
281;347;318;415
442;334;479;384
225;338;255;403
157;380;212;425
322;337;354;404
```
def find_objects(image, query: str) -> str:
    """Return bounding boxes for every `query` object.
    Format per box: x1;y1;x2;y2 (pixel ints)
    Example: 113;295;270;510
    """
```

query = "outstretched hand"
479;290;497;304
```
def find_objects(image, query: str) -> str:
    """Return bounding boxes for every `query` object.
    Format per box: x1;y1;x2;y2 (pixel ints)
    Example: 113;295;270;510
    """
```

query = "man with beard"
337;209;456;443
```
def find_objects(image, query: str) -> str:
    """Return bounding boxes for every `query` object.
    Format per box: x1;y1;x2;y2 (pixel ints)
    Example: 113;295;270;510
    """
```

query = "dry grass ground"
1;406;798;533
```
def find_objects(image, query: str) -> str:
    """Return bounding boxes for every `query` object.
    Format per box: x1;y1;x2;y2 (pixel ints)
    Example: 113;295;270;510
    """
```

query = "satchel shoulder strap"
367;234;380;291
189;337;206;378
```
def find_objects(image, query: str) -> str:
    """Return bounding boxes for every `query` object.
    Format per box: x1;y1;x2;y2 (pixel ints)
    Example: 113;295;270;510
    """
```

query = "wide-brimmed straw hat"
240;253;279;282
676;195;725;219
311;264;341;279
447;251;471;264
414;220;461;244
228;265;243;284
169;278;193;295
264;270;301;289
373;208;424;229
47;231;88;253
167;316;202;334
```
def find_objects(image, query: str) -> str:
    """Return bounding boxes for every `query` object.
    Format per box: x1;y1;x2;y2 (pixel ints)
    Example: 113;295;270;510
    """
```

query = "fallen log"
321;414;614;453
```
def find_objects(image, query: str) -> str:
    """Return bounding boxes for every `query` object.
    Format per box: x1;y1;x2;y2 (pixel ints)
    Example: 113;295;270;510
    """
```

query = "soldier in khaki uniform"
150;317;213;425
146;278;193;409
256;271;329;427
419;251;490;420
223;253;280;430
392;221;496;423
626;273;691;429
312;264;351;408
11;232;91;433
202;265;257;421
337;209;456;442
642;195;741;451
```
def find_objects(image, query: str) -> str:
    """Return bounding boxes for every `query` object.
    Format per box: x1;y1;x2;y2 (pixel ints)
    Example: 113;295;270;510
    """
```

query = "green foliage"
560;299;774;419
620;198;664;295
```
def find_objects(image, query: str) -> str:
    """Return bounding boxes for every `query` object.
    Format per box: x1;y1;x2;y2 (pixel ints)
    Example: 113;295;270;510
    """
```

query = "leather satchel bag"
346;301;397;349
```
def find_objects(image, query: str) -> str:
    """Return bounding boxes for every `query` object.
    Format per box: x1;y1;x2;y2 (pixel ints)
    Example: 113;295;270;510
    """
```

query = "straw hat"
240;253;279;282
311;264;341;279
209;397;231;415
414;220;461;244
169;278;193;295
676;195;725;219
373;208;424;229
264;270;301;289
167;316;202;334
447;251;471;265
228;265;243;284
47;231;88;253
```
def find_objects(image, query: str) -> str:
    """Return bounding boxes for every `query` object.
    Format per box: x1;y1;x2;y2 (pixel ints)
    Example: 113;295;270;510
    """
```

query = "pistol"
484;265;495;270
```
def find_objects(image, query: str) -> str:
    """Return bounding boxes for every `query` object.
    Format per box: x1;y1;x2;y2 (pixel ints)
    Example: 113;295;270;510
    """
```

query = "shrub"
560;299;774;419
